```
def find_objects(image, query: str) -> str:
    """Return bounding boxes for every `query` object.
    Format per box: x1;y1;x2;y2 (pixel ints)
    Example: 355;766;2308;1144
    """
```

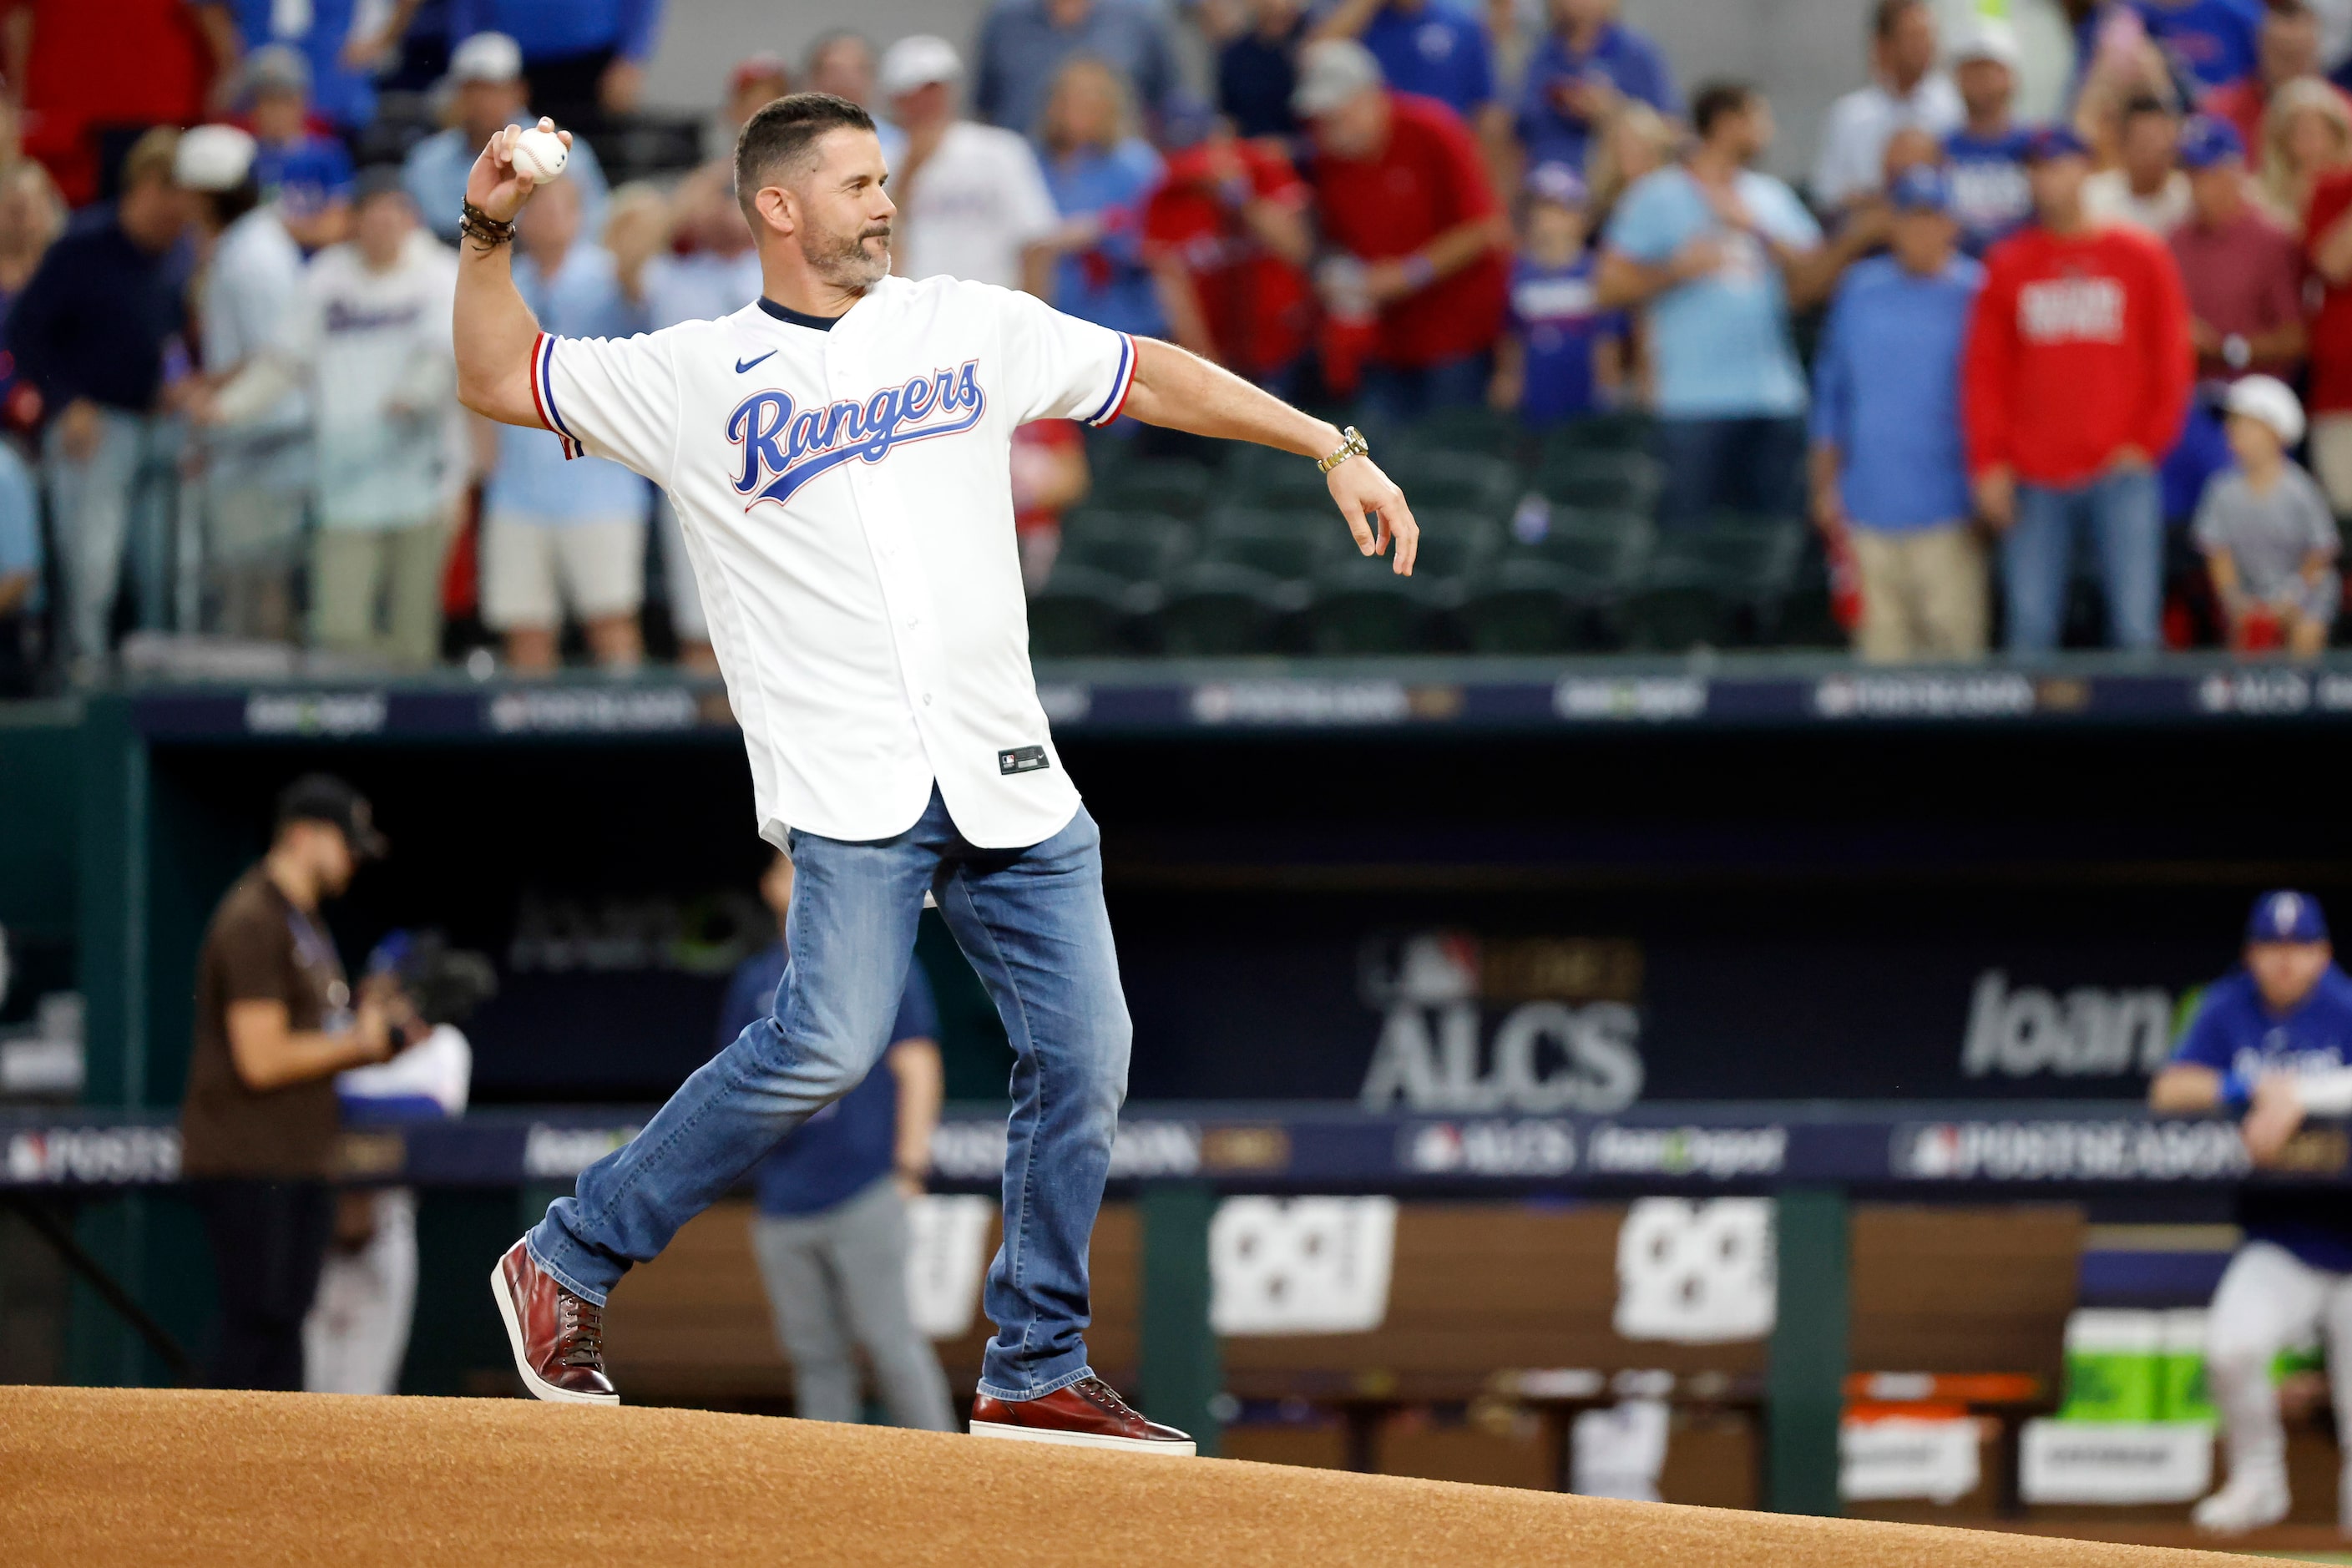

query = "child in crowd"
1488;162;1625;428
241;44;355;251
2197;376;2341;656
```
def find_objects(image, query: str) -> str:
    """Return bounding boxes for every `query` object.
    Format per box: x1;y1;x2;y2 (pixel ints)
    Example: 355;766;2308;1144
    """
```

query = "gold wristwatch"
1318;426;1369;475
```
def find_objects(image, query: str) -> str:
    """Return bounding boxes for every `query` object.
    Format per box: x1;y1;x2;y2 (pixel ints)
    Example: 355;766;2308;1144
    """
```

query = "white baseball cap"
175;124;257;192
1950;19;2022;69
879;35;962;98
1292;38;1383;119
451;31;524;84
2227;374;2307;445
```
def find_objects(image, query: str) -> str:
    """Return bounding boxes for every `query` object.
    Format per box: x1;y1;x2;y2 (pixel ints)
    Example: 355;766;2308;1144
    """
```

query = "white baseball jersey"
532;273;1136;848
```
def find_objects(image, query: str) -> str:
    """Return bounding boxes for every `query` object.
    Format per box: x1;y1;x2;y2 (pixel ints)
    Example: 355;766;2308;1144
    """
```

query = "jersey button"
922;693;933;706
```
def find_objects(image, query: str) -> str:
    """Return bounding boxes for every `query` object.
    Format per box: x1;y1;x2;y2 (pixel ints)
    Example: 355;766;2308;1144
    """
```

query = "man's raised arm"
1122;337;1419;575
454;119;567;429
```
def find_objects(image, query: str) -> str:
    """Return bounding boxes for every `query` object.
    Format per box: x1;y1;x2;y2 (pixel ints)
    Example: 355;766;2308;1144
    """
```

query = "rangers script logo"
727;360;988;508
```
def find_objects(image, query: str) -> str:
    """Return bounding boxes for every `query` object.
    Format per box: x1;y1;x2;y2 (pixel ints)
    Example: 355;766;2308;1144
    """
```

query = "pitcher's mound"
0;1387;2261;1565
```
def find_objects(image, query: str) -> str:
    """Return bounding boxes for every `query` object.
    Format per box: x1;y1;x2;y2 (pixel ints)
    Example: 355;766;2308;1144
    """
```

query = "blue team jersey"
1357;3;1495;115
1944;127;2036;257
2172;964;2352;1269
1507;252;1621;426
2132;0;2265;93
716;942;943;1218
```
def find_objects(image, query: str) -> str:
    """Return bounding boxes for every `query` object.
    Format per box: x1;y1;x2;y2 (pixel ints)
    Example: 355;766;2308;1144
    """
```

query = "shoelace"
556;1293;606;1370
1075;1377;1139;1420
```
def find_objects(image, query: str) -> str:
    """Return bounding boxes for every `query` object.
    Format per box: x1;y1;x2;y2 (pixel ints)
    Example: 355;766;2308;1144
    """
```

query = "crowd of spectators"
16;0;2352;682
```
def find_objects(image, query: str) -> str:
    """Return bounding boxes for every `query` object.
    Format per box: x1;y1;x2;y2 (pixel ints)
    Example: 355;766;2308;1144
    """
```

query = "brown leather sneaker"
491;1237;619;1405
969;1375;1196;1455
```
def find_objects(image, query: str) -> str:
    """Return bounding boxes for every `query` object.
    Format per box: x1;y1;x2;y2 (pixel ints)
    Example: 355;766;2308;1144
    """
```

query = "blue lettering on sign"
726;360;988;508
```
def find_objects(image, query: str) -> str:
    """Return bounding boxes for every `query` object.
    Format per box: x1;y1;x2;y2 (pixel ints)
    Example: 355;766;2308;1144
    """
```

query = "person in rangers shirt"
455;94;1417;1453
1962;124;2193;655
2151;892;2352;1535
1140;115;1316;394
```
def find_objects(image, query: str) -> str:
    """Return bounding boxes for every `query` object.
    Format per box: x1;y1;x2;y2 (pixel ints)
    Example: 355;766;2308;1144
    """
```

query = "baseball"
511;124;568;182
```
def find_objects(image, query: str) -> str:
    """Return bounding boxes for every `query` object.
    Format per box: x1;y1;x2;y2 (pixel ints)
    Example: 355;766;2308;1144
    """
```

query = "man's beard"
806;219;892;289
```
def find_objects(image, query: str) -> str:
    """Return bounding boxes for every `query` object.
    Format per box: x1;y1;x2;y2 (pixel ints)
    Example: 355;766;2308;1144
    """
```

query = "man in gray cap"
1293;37;1510;423
404;33;609;245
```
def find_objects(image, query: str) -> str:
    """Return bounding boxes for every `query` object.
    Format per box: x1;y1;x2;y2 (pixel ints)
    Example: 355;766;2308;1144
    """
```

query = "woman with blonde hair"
1584;99;1676;223
1025;56;1167;339
2262;77;2352;223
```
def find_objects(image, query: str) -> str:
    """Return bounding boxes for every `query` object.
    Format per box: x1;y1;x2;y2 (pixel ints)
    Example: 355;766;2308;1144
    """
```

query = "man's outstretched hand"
465;118;569;225
1328;454;1419;575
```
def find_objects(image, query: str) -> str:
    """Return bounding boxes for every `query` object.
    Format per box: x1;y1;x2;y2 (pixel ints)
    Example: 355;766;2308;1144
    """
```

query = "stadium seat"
1087;458;1217;520
1154;561;1297;655
1389;406;1527;464
1505;505;1652;579
1027;563;1143;657
1302;554;1428;655
1361;507;1500;583
1621;515;1806;651
1540;410;1652;456
1055;509;1193;584
1454;557;1607;653
1384;450;1521;518
1202;508;1325;581
1533;448;1665;514
1224;446;1349;509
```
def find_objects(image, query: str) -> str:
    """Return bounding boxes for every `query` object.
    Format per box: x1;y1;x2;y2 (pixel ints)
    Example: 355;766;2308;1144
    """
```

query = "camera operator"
180;775;399;1391
306;931;493;1395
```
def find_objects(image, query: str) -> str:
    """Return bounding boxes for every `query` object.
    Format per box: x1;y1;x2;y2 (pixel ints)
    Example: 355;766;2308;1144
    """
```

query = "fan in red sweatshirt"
1963;223;2194;488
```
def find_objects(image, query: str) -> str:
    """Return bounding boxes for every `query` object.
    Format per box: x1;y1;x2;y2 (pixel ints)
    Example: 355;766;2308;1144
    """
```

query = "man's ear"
753;184;796;239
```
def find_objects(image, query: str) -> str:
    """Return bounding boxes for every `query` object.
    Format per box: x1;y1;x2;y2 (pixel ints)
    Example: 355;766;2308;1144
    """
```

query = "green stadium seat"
1533;448;1665;514
1371;508;1500;592
1202;508;1324;581
1505;505;1651;581
1540;411;1652;456
1087;458;1216;519
1455;558;1609;653
1389;407;1527;464
1302;554;1427;654
1386;450;1521;518
1621;515;1806;650
1055;509;1192;583
1222;443;1353;508
1154;562;1294;655
1027;564;1142;657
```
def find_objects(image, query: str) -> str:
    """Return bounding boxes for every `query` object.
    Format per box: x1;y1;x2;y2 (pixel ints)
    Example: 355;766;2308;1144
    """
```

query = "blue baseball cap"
2024;124;2090;163
2248;890;2329;944
2177;114;2246;170
1887;164;1951;214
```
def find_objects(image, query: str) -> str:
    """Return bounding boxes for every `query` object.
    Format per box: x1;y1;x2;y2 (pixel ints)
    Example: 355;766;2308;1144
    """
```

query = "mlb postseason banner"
0;1101;2319;1193
121;661;2352;742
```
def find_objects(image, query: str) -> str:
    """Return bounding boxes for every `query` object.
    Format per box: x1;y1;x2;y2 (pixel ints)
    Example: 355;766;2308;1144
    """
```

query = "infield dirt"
0;1386;2284;1565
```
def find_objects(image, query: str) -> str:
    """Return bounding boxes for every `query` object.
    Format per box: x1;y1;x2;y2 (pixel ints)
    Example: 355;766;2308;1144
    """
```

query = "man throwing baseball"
458;96;1415;1453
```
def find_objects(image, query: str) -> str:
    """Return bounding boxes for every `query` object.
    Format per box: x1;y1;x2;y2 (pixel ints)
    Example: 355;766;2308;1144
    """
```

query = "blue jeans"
1358;352;1491;429
1651;416;1808;529
528;787;1132;1403
2003;466;2163;653
43;407;177;665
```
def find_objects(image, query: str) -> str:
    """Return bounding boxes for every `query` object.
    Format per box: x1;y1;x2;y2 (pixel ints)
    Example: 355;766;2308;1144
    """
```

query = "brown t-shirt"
180;867;347;1180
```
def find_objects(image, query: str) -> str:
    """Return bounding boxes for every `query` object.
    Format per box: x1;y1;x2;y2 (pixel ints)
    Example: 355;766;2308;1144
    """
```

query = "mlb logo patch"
997;746;1050;776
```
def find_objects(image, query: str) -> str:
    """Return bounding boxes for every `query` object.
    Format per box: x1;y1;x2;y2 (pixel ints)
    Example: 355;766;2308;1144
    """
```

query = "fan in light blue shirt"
487;239;648;524
1603;163;1818;419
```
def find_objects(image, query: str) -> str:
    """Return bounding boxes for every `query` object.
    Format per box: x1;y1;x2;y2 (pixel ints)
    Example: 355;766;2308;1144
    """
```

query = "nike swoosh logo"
736;351;777;374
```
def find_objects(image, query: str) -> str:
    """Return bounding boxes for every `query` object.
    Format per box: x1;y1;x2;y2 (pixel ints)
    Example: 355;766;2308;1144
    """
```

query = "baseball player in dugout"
457;94;1416;1452
2151;892;2352;1535
180;775;402;1392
